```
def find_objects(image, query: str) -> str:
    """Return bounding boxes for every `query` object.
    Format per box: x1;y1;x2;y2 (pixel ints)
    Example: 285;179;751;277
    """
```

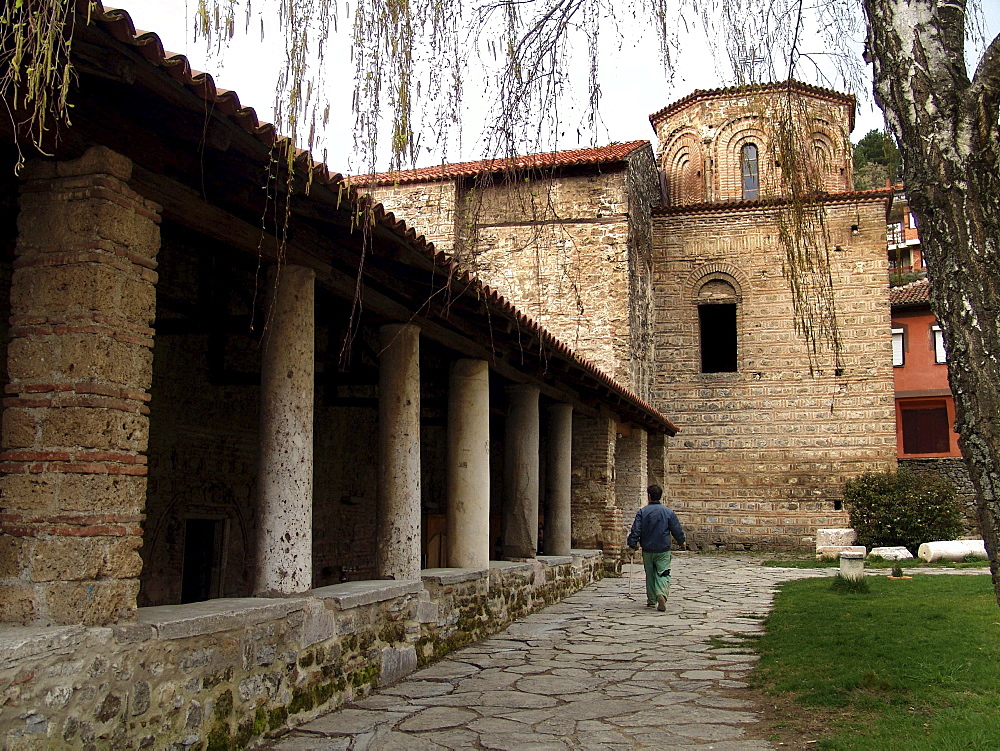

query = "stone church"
0;2;896;745
370;81;898;551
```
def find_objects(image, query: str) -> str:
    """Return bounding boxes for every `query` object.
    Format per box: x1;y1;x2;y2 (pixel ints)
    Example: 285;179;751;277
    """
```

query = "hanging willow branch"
0;0;80;171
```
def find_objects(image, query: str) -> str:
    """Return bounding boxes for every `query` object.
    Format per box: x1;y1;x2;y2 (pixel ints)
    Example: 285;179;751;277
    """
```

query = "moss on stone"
379;621;406;644
288;686;315;715
234;717;254;749
205;722;232;751
252;707;268;736
214;689;234;721
298;650;315;668
268;706;288;731
349;664;379;688
313;680;337;706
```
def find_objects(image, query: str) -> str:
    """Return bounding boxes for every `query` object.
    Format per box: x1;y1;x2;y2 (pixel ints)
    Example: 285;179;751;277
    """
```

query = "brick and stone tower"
652;81;855;206
648;82;897;551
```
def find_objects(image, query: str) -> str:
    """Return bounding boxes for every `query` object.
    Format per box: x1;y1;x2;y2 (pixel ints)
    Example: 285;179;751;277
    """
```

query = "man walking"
626;484;685;611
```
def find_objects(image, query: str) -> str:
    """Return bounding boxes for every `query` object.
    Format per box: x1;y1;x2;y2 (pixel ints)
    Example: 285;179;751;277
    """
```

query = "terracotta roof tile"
890;277;930;307
652;187;892;216
649;80;856;130
78;3;676;434
361;141;651;185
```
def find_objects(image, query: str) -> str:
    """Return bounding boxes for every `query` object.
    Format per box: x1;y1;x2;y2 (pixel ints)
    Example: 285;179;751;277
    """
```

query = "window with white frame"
892;328;904;367
932;325;947;363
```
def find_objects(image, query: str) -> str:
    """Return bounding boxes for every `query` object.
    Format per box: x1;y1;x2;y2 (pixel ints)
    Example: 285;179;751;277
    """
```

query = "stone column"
0;147;160;626
544;403;573;556
571;413;618;550
647;430;669;490
502;384;540;559
446;359;490;569
615;424;648;517
255;264;315;596
377;324;421;580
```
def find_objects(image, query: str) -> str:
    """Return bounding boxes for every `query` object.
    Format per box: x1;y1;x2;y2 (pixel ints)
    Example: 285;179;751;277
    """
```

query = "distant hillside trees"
853;129;900;190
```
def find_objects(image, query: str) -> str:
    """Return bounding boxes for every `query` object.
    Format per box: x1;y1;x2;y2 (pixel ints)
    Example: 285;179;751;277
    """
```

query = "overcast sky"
122;0;999;173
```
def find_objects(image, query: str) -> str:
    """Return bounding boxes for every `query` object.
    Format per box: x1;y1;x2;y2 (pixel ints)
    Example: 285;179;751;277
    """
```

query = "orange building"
890;278;960;458
888;187;925;277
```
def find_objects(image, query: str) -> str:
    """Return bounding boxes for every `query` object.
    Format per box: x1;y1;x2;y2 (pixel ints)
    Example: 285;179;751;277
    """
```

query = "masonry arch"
660;129;706;205
810;129;849;192
685;265;748;374
715;118;769;201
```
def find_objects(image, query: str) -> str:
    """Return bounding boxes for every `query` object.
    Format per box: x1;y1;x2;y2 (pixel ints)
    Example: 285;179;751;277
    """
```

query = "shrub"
831;573;870;594
844;469;963;555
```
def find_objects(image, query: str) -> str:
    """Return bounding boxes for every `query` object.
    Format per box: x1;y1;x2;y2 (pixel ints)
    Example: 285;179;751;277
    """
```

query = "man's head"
647;484;663;503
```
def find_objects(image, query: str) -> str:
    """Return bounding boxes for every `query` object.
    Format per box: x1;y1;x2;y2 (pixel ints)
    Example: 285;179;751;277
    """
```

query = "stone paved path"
270;554;838;750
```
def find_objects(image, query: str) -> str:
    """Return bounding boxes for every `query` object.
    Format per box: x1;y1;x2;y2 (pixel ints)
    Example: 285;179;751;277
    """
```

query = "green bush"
844;469;963;555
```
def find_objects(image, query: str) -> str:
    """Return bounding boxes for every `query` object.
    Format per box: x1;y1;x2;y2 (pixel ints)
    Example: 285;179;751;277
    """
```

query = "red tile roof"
361;141;651;186
890;278;930;307
76;2;677;434
649;80;856;130
652;188;893;216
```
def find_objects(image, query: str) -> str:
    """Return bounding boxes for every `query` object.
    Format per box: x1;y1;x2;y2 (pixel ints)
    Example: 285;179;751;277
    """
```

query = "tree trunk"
864;0;1000;602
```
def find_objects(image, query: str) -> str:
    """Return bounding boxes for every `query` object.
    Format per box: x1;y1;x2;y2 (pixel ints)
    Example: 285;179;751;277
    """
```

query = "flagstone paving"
267;555;984;750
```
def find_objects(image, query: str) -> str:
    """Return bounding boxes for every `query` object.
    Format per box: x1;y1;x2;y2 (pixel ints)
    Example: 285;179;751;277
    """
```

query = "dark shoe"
656;594;667;612
646;602;654;608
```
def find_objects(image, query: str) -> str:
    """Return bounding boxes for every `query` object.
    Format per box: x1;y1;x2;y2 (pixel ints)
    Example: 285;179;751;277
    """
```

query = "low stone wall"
0;551;604;749
900;457;979;536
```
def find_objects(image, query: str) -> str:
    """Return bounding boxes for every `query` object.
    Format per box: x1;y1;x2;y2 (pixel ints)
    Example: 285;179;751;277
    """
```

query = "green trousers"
642;550;673;605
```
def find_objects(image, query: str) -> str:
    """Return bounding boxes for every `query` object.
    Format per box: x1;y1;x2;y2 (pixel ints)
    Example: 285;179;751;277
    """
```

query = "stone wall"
369;150;661;402
621;147;661;400
0;552;604;749
570;414;619;550
614;426;648;525
461;169;636;391
368;181;458;253
651;198;897;550
900;457;979;537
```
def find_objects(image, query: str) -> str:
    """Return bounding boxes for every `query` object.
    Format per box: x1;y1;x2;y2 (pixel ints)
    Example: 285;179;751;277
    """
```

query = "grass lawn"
748;574;1000;749
763;557;989;570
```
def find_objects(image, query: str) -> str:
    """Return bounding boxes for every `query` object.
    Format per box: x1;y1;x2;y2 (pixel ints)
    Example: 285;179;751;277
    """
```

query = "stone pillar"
254;264;315;596
647;430;669;491
446;359;490;569
544;403;573;556
615;424;648;518
0;147;160;626
571;413;618;550
377;324;421;580
502;384;540;559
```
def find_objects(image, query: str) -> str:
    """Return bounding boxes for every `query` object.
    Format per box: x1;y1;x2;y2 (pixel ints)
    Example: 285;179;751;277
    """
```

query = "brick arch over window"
715;118;769;202
810;130;849;192
661;131;706;205
683;263;748;302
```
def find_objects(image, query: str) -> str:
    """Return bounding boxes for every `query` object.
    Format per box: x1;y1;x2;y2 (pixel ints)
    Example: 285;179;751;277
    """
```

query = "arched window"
740;143;759;200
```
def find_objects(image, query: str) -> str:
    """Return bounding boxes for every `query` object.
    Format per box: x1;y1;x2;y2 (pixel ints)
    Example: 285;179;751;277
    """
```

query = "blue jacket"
627;502;685;553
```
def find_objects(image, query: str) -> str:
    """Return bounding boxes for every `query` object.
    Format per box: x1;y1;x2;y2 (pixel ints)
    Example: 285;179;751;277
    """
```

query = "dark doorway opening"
181;518;224;604
699;303;737;373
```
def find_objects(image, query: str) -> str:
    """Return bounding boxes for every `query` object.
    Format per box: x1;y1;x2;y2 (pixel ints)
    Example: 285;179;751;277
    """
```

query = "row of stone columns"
252;278;577;593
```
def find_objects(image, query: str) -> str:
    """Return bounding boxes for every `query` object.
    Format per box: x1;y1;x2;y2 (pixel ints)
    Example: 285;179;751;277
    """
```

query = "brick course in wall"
0;148;160;626
652;83;856;205
651;197;897;550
